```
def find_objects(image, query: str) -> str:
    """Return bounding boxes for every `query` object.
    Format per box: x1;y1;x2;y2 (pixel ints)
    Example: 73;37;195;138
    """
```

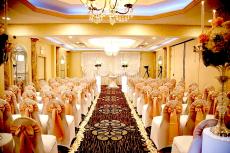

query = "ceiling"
23;0;193;16
2;0;223;51
43;35;180;51
4;0;217;25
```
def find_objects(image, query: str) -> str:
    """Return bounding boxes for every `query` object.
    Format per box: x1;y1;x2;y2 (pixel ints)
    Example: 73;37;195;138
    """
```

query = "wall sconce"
16;54;24;62
60;59;65;64
158;60;162;65
40;46;44;55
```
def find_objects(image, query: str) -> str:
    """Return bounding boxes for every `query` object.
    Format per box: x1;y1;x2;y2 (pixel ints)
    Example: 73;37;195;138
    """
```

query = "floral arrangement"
0;24;10;66
198;17;230;67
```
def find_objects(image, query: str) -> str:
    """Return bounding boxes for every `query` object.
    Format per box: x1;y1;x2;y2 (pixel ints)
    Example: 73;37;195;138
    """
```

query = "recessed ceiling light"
68;36;73;39
75;41;80;44
152;37;156;40
2;17;11;20
144;42;149;45
208;19;212;23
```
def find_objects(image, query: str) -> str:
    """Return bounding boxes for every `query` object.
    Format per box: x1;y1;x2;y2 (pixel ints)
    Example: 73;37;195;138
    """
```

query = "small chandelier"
80;0;137;25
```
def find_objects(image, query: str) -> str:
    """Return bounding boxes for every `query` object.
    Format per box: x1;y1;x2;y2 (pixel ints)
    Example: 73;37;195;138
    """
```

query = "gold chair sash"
0;104;5;131
161;103;182;146
148;95;161;119
11;124;40;153
48;103;65;141
166;105;182;144
184;101;208;135
20;104;39;118
195;106;204;127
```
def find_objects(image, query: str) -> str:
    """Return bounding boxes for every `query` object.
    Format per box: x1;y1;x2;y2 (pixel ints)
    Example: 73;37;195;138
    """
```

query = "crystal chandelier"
80;0;137;25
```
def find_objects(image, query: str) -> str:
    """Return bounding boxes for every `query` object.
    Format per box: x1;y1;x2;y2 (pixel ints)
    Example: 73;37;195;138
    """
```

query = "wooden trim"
19;0;201;20
170;38;195;47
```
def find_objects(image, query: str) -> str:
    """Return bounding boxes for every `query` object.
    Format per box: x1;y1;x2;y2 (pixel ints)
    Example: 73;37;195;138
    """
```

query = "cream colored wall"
166;46;171;78
58;48;67;78
0;65;4;96
168;39;229;91
51;45;56;78
37;39;53;81
13;37;56;83
170;43;184;82
140;52;156;78
67;52;83;78
14;37;32;82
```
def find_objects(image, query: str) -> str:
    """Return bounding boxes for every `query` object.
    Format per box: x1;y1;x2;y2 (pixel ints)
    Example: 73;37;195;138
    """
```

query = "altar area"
81;52;140;85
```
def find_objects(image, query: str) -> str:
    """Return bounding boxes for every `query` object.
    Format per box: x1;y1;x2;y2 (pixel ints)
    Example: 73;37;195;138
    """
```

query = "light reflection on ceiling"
44;36;178;51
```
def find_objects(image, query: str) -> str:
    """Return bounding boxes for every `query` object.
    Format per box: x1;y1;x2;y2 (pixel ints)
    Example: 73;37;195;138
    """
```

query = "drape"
81;52;140;84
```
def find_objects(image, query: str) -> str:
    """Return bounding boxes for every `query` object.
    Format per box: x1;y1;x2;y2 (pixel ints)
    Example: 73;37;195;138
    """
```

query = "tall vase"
210;66;230;137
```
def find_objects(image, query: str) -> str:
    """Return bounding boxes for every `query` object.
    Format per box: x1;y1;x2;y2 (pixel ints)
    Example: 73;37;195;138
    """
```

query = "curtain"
81;52;140;84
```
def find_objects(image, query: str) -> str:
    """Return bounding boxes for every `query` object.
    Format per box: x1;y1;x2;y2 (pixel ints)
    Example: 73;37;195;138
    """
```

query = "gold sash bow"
166;105;182;144
0;103;11;132
194;106;204;126
11;124;40;153
63;94;74;115
48;103;65;141
148;95;161;119
20;104;38;118
0;104;5;131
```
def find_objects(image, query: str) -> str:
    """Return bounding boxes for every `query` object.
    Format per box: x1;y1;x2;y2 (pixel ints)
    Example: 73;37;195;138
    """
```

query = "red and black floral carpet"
70;86;156;153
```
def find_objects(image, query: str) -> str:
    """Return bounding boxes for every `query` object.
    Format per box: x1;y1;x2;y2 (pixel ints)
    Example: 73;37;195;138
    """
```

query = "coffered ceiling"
43;35;181;51
22;0;193;16
4;0;217;25
3;0;222;51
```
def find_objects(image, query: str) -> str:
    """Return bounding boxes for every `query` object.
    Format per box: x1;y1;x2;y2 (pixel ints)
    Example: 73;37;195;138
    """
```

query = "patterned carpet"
71;86;156;153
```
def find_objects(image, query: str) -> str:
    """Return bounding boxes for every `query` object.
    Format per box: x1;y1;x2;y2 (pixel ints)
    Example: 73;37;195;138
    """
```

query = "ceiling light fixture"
80;0;137;25
208;19;212;23
68;36;73;39
2;16;11;20
104;40;120;56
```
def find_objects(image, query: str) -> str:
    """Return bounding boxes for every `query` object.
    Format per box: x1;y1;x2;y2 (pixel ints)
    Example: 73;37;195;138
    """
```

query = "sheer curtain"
81;52;140;84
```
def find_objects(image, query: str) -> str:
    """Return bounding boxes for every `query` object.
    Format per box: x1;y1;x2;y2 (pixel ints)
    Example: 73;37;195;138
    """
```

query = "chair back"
203;86;215;101
207;91;218;114
159;86;169;104
61;90;79;126
22;90;37;101
19;99;42;129
185;90;202;114
159;100;182;147
41;91;56;114
147;90;162;119
4;90;19;114
141;86;152;104
11;117;45;153
46;99;70;145
9;85;22;103
183;99;208;135
0;98;13;132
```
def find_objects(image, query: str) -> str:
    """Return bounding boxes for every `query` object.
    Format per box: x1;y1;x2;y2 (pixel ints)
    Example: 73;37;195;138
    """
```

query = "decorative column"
31;38;39;90
163;47;167;78
56;46;60;77
4;52;12;89
0;65;5;96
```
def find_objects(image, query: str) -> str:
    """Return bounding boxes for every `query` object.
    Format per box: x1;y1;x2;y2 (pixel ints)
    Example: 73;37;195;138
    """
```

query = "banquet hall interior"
0;0;230;153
